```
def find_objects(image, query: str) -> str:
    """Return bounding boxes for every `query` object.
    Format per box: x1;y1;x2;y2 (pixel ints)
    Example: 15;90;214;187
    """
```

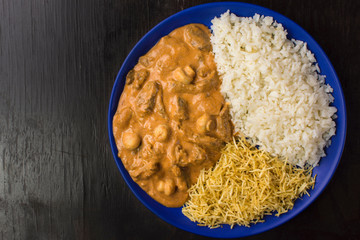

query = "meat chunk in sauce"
175;143;207;167
126;69;149;89
112;24;233;208
169;96;189;121
215;103;233;142
135;81;159;117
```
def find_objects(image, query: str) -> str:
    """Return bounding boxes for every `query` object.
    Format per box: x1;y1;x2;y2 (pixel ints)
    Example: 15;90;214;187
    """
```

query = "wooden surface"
0;0;359;239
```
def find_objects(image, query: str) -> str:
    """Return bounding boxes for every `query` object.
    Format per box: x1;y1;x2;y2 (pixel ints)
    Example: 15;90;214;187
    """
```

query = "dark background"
0;0;359;239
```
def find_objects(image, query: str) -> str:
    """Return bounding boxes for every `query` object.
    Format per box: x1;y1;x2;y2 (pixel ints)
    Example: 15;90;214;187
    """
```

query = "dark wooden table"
1;0;359;239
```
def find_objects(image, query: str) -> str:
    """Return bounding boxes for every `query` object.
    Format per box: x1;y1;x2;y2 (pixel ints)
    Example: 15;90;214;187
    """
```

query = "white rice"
210;11;337;167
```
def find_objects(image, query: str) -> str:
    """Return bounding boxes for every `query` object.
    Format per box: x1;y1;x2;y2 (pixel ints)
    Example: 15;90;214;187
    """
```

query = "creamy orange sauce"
113;24;232;207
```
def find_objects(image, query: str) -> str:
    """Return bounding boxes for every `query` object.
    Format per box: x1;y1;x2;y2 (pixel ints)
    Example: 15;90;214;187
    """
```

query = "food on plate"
112;24;233;208
112;9;337;228
211;11;337;167
182;137;315;228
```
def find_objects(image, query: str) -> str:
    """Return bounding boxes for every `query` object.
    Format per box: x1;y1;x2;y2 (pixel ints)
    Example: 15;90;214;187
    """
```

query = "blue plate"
108;2;347;238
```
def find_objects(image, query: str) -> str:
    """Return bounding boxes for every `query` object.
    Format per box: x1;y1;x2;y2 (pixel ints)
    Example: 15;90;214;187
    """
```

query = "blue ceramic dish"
108;2;347;238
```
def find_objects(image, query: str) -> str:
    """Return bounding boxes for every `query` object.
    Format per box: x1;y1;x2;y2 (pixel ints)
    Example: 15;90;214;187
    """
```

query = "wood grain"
0;0;359;239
